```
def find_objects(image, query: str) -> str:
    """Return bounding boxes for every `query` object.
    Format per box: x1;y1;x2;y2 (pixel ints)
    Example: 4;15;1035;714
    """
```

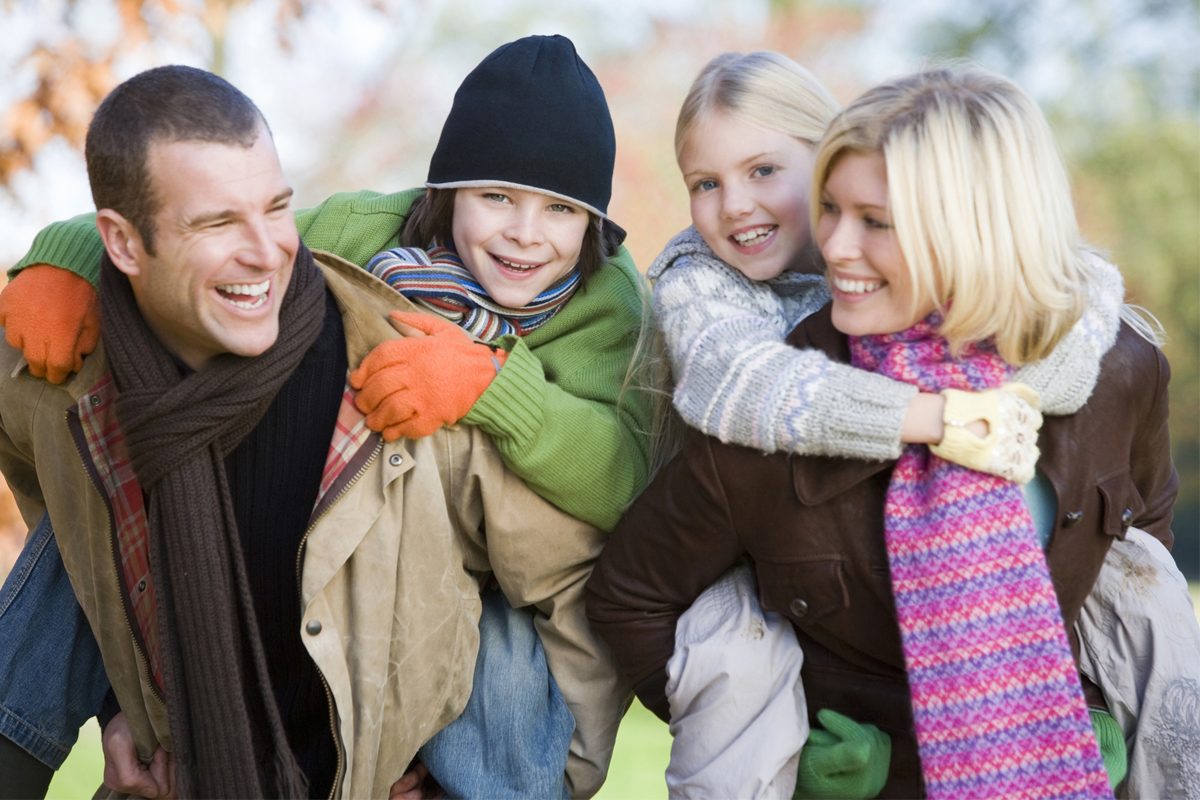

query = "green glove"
794;708;891;800
1089;707;1128;790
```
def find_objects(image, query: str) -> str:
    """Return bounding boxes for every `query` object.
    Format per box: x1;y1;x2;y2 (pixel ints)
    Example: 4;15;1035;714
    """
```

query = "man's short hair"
85;65;268;254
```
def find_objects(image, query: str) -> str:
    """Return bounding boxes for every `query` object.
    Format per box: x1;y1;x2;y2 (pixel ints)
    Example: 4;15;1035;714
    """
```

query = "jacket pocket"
1097;471;1145;540
756;558;849;624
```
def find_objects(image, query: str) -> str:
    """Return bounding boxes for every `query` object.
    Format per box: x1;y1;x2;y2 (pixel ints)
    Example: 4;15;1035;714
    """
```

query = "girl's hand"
929;383;1043;482
349;311;506;441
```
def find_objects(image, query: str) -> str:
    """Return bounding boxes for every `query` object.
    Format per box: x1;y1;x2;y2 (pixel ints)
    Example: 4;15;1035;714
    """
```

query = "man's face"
126;126;299;370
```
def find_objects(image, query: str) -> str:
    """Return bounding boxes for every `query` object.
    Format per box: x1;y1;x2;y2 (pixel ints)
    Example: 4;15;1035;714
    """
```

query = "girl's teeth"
496;256;537;272
732;226;774;245
833;277;883;294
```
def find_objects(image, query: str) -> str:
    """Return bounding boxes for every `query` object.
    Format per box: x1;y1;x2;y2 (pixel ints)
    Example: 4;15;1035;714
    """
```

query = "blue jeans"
419;587;574;799
0;515;108;768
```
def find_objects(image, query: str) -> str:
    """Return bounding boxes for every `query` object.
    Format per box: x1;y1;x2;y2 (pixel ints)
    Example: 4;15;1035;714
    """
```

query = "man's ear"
95;210;145;278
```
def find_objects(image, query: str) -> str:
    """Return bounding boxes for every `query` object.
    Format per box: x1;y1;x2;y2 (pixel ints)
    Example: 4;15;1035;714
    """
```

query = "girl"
0;35;650;799
588;65;1178;798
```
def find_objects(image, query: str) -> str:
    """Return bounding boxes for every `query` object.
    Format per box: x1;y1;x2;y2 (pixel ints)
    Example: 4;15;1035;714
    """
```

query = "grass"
47;587;1200;797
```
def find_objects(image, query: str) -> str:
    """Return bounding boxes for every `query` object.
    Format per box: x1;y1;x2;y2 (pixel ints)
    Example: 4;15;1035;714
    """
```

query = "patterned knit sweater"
13;190;653;532
649;225;1125;461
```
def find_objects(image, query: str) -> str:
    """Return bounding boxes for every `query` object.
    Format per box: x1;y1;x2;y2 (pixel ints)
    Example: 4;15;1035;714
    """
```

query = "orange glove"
350;311;507;441
0;265;100;384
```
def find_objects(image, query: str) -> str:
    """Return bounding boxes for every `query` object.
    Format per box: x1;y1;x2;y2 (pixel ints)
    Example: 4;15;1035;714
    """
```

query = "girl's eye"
752;165;776;178
865;216;893;230
690;178;718;194
547;203;575;214
483;192;511;204
818;200;838;215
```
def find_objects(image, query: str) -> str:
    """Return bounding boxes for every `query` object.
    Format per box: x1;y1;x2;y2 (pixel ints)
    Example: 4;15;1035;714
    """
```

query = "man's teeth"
732;226;774;245
833;276;883;294
217;280;269;309
495;256;539;272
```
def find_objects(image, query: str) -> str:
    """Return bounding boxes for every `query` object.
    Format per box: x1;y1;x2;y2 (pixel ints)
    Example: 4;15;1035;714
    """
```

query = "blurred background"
1;0;1197;796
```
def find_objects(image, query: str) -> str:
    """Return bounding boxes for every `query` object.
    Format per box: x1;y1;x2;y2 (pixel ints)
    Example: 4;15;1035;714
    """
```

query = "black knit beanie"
427;35;616;219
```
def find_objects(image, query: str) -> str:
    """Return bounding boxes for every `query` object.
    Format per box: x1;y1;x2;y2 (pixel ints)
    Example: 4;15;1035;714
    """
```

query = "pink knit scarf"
851;316;1111;799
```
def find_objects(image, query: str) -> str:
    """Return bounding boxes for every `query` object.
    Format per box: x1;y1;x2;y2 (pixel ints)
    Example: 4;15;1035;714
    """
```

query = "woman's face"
815;150;935;337
451;187;589;309
679;110;816;282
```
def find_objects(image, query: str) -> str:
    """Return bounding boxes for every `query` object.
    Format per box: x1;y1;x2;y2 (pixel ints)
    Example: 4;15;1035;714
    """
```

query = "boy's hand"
350;311;505;440
0;264;100;384
794;708;890;799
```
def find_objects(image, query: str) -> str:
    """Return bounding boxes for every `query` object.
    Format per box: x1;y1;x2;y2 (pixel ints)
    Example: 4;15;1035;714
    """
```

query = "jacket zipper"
295;438;382;799
67;408;166;705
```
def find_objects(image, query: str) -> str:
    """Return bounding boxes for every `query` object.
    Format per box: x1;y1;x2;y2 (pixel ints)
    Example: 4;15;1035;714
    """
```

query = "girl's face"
679;110;816;282
452;187;590;308
815;150;935;336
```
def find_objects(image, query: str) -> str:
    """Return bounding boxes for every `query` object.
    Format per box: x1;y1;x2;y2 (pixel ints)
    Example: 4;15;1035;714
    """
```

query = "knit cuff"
813;365;917;461
463;336;547;448
10;212;105;286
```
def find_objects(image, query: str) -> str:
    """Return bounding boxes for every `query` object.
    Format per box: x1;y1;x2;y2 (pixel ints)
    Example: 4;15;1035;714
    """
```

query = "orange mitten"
0;265;100;384
349;311;507;441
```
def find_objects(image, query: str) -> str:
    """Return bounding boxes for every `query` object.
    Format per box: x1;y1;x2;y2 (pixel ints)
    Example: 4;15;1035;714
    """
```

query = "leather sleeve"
1128;335;1178;550
585;429;746;721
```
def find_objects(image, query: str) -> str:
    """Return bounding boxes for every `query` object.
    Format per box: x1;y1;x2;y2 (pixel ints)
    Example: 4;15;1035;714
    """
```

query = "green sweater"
12;189;653;531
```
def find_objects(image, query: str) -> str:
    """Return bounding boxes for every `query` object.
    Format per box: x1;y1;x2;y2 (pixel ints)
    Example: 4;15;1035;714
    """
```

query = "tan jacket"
0;252;622;798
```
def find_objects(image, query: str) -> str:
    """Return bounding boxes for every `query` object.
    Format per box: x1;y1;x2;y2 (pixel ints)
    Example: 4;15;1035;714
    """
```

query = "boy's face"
816;150;933;337
680;110;816;282
451;187;589;309
121;127;299;370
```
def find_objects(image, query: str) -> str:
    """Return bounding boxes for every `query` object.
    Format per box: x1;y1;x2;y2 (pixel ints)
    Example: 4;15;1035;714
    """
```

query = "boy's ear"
95;209;145;278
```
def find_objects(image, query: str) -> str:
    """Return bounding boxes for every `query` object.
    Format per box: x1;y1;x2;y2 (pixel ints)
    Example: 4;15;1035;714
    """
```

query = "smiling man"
0;65;594;799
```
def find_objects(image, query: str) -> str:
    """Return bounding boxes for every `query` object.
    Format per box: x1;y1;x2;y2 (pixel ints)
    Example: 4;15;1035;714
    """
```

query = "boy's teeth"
733;226;774;244
833;277;883;294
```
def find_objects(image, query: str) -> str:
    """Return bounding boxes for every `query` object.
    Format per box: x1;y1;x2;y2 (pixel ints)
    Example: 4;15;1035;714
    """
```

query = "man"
0;64;595;798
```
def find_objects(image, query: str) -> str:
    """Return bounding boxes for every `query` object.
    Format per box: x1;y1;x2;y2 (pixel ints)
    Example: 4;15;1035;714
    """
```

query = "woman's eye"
752;165;776;178
865;216;893;230
818;200;837;215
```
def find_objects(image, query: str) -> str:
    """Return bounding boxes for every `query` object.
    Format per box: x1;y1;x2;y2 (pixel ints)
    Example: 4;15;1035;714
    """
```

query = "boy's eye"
752;165;776;178
690;178;718;194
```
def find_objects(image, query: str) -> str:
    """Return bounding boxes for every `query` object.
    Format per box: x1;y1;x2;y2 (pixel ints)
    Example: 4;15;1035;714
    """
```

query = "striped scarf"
851;315;1111;800
366;243;580;342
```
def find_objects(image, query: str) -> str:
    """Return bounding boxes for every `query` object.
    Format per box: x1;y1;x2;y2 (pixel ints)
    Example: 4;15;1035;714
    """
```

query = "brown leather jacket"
586;306;1176;798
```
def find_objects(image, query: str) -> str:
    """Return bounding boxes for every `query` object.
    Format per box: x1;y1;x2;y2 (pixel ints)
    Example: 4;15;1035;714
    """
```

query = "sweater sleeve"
1011;253;1124;414
651;227;914;461
9;212;104;284
463;249;653;532
7;188;425;285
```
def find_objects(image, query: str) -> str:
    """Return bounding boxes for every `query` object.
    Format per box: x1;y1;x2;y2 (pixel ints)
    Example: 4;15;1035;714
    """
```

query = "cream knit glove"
930;383;1042;483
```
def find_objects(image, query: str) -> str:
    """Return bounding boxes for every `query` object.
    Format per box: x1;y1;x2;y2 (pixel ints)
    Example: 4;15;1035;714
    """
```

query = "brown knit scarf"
100;244;326;798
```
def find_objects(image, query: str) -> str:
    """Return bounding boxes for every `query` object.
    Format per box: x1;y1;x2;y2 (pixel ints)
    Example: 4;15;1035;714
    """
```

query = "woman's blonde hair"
812;65;1088;364
675;51;840;161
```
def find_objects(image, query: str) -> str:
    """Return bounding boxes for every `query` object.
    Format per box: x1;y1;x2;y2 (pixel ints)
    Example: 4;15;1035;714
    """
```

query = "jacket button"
1120;508;1134;530
305;620;323;636
789;598;809;617
1063;510;1083;527
388;454;403;467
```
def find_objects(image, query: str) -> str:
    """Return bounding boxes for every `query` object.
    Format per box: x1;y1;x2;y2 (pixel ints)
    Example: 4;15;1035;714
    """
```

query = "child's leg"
0;514;109;796
418;586;574;800
1076;527;1200;799
665;563;808;800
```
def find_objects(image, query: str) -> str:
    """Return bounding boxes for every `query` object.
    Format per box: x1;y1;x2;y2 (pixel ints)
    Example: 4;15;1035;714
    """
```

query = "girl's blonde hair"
675;51;840;161
813;66;1088;365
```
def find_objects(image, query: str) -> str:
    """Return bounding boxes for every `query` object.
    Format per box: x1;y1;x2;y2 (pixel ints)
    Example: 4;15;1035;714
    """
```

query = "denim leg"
419;587;574;799
0;514;109;769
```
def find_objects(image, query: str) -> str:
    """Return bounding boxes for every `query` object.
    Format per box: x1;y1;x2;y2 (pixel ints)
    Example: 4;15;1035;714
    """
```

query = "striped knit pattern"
851;316;1112;800
365;243;580;342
